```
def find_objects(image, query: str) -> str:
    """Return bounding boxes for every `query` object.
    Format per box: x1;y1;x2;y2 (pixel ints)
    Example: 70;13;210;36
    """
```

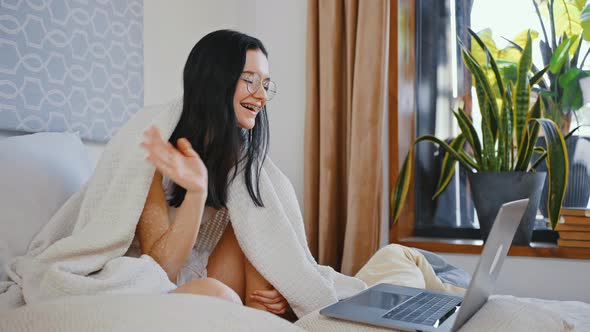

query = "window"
400;0;590;241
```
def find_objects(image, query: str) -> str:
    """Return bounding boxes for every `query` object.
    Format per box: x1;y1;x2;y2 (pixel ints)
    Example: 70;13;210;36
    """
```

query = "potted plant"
532;0;590;132
391;31;570;245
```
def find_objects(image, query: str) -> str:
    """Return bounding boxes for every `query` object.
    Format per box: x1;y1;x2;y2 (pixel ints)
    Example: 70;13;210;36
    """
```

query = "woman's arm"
136;170;207;283
244;258;274;310
137;126;209;283
245;258;291;316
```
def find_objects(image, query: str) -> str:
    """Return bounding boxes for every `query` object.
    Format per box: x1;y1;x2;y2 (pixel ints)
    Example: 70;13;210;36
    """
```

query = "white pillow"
0;132;92;280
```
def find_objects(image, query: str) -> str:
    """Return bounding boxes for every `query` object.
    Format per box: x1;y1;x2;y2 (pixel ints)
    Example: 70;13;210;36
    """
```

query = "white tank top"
126;176;230;286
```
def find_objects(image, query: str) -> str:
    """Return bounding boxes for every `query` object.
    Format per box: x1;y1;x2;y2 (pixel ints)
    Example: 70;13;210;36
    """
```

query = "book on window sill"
557;239;590;248
559;215;590;225
558;232;590;241
556;223;590;232
561;207;590;217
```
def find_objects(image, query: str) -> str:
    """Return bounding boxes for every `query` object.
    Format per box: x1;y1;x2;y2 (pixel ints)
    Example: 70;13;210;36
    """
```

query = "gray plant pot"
468;172;546;245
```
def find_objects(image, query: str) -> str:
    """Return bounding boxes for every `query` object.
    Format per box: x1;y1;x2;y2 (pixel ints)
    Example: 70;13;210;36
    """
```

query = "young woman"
135;30;289;316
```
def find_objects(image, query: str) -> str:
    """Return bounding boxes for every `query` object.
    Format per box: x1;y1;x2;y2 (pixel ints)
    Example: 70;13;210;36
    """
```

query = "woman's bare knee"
172;277;242;305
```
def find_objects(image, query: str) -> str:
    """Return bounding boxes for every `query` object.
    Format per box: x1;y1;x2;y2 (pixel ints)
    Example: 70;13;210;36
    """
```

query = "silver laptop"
320;199;529;331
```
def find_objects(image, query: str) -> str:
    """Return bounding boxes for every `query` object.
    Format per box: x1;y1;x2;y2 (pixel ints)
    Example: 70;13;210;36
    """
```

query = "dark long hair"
167;30;269;209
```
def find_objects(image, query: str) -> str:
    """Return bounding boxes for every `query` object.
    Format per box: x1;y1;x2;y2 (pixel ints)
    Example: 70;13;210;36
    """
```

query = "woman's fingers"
142;127;181;165
267;307;287;315
146;148;170;167
142;129;177;177
142;129;168;157
253;289;280;299
262;301;287;312
250;289;288;315
143;141;173;168
145;126;164;143
177;138;198;157
143;127;196;161
250;294;282;304
250;293;283;304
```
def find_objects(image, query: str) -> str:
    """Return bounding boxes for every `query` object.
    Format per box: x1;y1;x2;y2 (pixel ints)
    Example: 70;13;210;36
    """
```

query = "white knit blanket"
0;99;366;317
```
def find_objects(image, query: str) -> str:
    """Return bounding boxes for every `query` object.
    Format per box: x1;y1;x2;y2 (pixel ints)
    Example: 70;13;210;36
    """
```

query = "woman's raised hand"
141;126;208;194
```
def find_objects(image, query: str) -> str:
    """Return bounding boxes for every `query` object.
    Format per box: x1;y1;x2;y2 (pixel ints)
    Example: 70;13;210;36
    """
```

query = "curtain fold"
304;0;389;275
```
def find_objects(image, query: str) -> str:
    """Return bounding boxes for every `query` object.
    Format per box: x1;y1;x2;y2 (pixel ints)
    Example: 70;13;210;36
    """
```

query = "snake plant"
391;30;570;230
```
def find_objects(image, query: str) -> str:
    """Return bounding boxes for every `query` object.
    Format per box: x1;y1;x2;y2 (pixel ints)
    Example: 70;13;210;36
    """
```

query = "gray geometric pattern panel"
0;0;143;142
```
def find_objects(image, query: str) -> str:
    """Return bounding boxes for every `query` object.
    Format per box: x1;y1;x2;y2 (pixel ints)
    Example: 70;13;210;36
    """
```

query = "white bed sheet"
0;294;303;332
1;293;587;332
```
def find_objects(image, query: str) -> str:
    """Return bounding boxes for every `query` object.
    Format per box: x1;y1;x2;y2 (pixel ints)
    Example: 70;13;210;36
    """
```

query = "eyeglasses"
240;72;277;101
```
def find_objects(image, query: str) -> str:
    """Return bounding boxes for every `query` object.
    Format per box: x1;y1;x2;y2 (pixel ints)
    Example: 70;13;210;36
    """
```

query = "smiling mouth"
241;103;261;114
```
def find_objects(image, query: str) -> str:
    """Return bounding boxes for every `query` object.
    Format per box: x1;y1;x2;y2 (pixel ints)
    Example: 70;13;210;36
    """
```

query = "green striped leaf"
566;125;583;138
514;126;532;171
527;96;543;119
530;65;549;87
433;134;466;199
480;101;496;170
514;31;533;149
390;131;484;224
498;87;507;170
530;125;581;170
461;49;494;170
533;119;569;229
415;135;476;172
523;122;541;170
458;150;480;170
453;108;482;165
499;84;513;171
506;82;516;170
498;124;508;170
534;146;547;154
531;151;548;170
391;151;413;224
469;28;505;96
461;47;500;139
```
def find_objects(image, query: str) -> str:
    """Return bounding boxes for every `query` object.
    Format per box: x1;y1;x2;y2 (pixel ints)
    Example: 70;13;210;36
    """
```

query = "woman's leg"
207;223;273;310
206;224;247;301
171;277;242;305
207;223;297;321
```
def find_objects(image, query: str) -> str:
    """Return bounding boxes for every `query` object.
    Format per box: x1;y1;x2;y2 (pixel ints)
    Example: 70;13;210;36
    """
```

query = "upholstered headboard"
0;0;144;142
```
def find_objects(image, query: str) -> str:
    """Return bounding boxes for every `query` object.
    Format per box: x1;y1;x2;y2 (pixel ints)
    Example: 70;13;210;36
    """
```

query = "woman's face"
234;49;270;129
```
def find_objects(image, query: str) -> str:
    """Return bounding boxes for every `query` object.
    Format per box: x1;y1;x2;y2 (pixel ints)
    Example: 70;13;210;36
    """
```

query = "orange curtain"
304;0;389;275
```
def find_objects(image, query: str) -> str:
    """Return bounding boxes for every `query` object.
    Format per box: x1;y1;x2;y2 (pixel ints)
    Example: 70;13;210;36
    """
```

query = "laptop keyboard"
382;292;462;326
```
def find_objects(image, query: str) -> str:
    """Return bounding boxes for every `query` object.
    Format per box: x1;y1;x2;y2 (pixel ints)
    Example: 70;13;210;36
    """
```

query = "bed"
1;131;589;331
2;0;588;328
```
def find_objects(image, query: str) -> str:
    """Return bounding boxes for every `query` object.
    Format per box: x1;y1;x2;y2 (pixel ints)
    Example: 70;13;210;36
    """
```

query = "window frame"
388;0;590;259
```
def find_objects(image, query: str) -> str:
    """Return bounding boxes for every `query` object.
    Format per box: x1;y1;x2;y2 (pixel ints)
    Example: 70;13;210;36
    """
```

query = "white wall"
144;0;241;106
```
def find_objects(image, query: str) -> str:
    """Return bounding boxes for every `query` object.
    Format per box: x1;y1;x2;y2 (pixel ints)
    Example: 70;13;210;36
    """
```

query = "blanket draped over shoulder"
0;99;366;317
